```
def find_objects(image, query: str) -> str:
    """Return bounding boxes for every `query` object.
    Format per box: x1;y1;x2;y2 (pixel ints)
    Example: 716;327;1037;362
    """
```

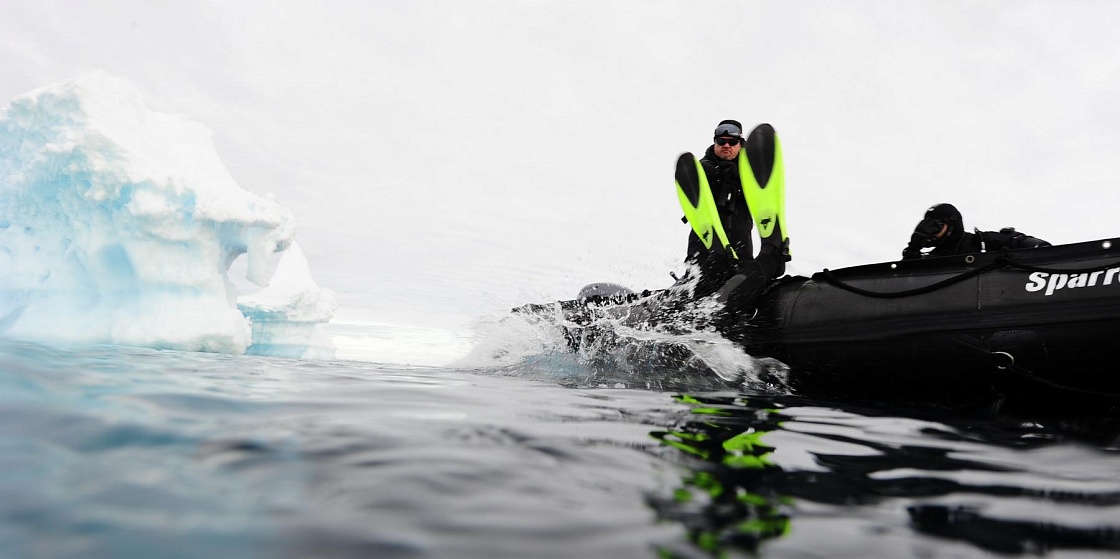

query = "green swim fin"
676;151;737;258
738;123;788;251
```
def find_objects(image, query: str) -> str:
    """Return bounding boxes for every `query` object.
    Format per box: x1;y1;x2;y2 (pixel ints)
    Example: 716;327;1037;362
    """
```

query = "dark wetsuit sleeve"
982;229;1052;251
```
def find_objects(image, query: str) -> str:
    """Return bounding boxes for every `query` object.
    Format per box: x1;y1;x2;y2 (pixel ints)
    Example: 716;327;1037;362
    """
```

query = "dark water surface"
2;340;1119;558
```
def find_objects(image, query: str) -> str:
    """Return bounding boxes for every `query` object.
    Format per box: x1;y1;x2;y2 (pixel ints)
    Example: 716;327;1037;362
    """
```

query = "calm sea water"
2;336;1120;559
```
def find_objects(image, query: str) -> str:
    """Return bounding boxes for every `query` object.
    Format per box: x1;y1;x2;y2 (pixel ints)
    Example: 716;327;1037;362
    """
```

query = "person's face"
714;136;741;161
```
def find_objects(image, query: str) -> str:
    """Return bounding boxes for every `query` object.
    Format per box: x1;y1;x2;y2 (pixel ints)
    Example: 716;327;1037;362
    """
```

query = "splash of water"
456;290;791;394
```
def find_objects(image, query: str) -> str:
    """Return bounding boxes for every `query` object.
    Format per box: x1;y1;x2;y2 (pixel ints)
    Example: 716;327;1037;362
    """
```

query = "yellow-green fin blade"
675;152;737;258
738;124;787;244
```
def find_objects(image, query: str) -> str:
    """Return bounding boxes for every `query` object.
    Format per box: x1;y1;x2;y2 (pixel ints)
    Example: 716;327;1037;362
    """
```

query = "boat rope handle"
818;259;1005;298
949;332;1120;401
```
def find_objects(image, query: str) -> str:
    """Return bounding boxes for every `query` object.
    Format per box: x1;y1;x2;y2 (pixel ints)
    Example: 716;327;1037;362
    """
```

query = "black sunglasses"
714;137;741;146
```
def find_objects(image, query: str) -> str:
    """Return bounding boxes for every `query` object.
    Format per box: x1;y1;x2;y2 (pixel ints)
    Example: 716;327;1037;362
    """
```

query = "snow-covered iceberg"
0;72;335;358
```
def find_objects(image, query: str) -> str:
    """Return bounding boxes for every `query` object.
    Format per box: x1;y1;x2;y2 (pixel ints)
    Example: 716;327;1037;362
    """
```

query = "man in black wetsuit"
684;120;787;311
901;203;1050;260
685;120;754;272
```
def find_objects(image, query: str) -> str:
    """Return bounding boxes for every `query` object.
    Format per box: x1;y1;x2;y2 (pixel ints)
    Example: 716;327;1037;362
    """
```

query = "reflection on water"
649;392;1120;558
5;338;1120;559
649;394;790;556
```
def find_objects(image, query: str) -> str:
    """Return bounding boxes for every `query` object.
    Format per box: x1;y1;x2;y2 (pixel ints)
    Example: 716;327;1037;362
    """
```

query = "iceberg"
0;72;336;358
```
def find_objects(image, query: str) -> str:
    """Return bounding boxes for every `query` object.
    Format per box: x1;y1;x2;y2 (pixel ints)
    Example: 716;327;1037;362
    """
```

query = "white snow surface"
0;72;335;357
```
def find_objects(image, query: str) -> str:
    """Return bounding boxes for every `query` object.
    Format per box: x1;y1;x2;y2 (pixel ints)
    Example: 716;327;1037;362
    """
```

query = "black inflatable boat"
519;238;1120;407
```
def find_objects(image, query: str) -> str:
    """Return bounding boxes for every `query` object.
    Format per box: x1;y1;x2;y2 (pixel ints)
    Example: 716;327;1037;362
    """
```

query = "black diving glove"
912;218;943;245
901;245;923;260
901;218;943;260
999;227;1051;249
902;231;929;260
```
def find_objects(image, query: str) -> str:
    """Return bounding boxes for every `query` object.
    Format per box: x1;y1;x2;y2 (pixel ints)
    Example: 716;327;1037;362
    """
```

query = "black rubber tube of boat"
820;256;1120;299
1001;259;1120;274
818;258;1007;298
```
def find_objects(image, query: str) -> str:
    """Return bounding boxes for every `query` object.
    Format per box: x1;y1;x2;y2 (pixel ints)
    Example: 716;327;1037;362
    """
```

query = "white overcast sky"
4;1;1120;346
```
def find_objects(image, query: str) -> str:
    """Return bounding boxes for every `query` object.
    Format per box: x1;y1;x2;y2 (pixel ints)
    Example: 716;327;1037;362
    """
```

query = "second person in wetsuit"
901;203;1050;260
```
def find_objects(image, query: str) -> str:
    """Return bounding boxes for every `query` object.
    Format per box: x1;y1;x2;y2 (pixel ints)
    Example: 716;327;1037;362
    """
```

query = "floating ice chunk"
239;242;337;359
0;72;334;357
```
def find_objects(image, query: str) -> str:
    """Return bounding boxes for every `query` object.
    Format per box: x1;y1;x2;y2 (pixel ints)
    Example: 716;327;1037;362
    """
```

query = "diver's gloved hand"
999;227;1051;249
911;218;943;246
901;218;942;260
901;245;923;260
902;231;929;260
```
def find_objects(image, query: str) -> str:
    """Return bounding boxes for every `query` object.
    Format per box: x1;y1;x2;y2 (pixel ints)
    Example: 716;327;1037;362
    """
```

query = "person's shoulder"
979;228;1016;242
